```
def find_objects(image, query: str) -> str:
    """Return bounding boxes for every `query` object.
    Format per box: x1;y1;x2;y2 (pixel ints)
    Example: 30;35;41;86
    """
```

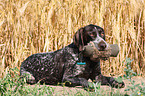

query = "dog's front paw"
84;82;95;91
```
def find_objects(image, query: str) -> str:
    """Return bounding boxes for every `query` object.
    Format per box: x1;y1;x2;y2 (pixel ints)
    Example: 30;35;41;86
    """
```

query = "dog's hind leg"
20;67;36;84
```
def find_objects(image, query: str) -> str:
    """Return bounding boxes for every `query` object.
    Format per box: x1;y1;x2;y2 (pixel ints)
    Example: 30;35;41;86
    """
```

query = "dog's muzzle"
82;41;119;61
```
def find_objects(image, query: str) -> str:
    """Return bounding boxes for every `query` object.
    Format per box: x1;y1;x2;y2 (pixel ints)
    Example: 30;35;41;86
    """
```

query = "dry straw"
0;0;145;78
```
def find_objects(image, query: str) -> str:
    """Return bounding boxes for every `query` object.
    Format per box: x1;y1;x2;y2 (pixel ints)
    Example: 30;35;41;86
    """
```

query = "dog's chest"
72;62;92;78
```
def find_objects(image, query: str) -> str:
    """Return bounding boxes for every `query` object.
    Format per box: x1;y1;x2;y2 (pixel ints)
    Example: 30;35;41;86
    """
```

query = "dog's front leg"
90;61;125;88
95;74;125;88
62;77;89;88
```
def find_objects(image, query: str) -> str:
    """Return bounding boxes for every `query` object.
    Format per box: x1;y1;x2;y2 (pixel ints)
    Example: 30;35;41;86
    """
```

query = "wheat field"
0;0;145;78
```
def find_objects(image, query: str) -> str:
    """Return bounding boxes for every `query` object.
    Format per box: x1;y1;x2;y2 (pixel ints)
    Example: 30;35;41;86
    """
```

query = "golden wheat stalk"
0;0;144;78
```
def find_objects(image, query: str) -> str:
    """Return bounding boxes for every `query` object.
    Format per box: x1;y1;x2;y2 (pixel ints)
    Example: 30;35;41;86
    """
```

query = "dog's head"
73;24;109;51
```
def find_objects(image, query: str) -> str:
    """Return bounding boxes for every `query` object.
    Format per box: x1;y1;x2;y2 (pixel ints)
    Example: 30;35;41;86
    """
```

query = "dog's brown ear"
73;28;84;51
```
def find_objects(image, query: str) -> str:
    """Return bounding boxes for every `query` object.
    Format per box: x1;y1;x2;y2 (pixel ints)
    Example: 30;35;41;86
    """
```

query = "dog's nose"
98;41;107;51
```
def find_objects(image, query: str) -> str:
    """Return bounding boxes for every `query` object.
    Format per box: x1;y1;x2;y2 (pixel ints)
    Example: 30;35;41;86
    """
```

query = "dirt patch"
28;77;145;95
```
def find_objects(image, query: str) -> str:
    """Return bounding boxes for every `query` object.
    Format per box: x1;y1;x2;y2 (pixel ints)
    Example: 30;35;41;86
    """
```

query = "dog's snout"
98;41;107;51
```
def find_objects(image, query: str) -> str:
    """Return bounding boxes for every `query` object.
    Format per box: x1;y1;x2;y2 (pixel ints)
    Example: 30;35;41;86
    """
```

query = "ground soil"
29;76;145;95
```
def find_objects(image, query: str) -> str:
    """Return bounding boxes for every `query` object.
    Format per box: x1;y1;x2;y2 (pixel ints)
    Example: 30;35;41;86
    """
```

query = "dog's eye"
89;32;96;36
101;32;104;37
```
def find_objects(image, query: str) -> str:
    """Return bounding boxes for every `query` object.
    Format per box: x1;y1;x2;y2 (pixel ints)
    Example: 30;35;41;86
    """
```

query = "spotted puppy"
20;24;125;88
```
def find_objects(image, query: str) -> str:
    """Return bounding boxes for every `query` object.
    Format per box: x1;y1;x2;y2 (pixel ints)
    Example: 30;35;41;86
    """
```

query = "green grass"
0;67;55;96
0;58;145;96
123;58;145;96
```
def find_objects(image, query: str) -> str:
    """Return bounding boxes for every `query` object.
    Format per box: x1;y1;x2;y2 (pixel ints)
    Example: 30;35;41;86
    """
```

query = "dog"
20;24;125;88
